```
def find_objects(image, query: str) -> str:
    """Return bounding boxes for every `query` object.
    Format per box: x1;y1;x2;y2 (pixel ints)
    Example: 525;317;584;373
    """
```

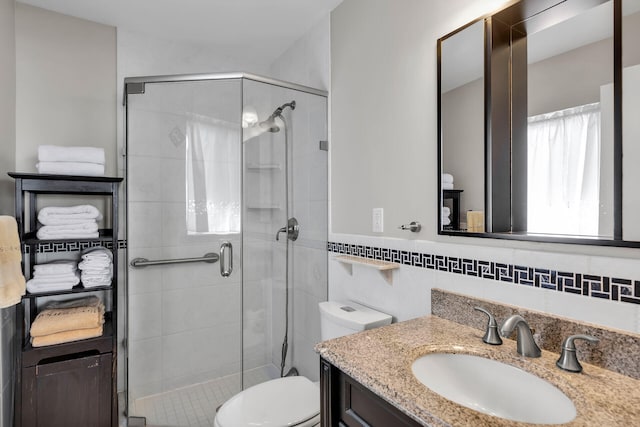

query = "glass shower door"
125;79;243;426
241;80;328;388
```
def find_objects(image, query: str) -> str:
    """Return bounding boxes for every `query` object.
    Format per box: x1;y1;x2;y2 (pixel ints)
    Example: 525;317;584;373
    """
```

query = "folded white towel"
27;281;76;293
441;217;451;226
442;182;454;190
81;246;112;256
82;278;112;288
442;206;451;215
36;162;105;177
29;272;79;285
81;247;112;261
36;222;99;240
78;264;111;274
38;145;105;165
38;205;102;225
26;272;80;293
442;173;454;184
33;272;80;282
33;260;77;275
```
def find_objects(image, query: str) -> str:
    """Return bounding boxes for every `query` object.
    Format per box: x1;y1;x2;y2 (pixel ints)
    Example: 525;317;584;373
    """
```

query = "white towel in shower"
38;205;102;226
36;161;105;177
38;145;105;165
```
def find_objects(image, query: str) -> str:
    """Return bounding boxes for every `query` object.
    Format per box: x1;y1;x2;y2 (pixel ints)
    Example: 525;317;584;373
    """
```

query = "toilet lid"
216;376;320;427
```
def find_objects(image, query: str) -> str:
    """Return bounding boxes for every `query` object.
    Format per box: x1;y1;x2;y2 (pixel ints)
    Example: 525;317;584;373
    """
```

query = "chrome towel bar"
130;253;219;268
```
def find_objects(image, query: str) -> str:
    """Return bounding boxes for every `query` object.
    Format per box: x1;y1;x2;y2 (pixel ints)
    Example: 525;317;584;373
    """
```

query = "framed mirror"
438;0;640;247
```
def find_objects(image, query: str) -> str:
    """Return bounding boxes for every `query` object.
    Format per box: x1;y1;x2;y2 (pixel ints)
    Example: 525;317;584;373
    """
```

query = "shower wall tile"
161;323;241;391
127;109;185;159
128;337;163;400
127;247;162;294
161;157;187;203
129;291;162;341
127;202;163;249
127;155;164;202
293;245;329;300
243;238;273;281
161;283;240;336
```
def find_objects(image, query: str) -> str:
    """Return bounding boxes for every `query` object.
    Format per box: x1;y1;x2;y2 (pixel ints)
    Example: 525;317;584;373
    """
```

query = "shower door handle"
220;241;233;277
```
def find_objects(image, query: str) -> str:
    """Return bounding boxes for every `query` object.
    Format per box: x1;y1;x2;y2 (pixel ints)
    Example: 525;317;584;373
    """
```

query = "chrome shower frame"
122;72;327;425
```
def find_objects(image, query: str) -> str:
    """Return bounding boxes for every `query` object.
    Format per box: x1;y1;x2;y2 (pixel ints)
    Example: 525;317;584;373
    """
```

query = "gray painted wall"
15;3;117;175
0;0;16;425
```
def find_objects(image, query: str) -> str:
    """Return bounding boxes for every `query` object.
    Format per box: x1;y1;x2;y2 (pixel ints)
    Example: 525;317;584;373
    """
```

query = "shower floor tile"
131;365;278;427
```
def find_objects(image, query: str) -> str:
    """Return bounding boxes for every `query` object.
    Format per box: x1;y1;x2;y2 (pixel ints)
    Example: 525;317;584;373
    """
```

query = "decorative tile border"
328;241;640;306
24;239;127;254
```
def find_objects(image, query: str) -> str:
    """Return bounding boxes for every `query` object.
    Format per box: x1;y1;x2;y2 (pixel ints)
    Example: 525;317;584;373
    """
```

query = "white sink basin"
412;353;576;424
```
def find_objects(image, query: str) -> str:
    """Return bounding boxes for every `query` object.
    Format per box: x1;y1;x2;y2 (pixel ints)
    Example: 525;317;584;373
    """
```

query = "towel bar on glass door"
130;253;219;268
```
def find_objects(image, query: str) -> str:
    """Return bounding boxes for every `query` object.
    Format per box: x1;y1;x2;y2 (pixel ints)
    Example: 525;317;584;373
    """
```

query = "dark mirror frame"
437;0;640;248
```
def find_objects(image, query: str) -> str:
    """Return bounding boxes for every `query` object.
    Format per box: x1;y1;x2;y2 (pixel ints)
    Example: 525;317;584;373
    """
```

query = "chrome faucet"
500;315;541;357
556;334;599;373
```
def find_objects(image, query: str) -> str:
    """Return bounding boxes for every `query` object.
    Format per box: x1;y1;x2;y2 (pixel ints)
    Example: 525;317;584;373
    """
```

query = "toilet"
214;301;392;427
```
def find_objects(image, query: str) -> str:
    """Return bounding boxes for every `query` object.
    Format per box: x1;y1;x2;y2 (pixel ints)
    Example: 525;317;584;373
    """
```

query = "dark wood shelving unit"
9;172;122;427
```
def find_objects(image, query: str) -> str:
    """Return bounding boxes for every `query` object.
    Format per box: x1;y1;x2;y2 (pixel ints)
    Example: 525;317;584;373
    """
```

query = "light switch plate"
372;208;384;232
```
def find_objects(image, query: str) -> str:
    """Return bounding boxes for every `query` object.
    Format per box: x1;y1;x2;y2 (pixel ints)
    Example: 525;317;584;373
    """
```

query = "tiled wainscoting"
328;241;640;306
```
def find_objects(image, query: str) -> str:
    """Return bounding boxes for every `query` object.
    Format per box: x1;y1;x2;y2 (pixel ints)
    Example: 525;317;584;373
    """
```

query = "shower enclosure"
123;73;328;426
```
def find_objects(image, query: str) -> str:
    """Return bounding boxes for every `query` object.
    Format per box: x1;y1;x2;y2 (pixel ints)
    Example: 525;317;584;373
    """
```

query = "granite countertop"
315;315;640;427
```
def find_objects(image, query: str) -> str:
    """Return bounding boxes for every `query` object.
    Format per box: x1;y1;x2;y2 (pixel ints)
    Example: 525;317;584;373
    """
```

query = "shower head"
258;101;296;133
259;116;281;133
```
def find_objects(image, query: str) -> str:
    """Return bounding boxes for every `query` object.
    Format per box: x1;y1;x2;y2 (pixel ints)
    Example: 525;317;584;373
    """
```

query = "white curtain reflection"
527;103;601;236
186;114;240;234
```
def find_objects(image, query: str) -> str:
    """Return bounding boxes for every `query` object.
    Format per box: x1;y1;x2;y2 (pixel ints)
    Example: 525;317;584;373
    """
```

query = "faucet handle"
556;334;600;373
474;307;503;345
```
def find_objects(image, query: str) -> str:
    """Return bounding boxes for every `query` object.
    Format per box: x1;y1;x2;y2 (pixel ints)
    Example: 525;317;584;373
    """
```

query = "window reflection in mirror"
525;1;613;238
440;20;485;232
622;0;640;240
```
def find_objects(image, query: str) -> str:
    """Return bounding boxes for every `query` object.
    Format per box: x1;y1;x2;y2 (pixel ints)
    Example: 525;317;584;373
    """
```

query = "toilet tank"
319;301;392;340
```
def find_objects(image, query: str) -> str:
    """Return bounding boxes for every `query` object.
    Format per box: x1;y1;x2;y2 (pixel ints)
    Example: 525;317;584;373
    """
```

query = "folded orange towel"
31;326;103;347
0;216;25;308
30;303;105;337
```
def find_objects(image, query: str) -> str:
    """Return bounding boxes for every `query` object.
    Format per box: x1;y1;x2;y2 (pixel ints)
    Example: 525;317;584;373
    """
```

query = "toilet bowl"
214;376;320;427
214;301;392;427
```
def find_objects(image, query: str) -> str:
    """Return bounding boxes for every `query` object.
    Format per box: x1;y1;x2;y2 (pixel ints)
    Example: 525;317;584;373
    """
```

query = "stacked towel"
78;246;113;288
30;296;105;347
36;205;101;240
0;216;26;308
442;206;451;227
36;145;105;176
442;173;454;190
26;260;80;294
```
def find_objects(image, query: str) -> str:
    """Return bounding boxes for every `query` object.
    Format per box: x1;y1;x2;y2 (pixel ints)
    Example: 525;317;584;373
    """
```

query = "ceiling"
18;0;344;64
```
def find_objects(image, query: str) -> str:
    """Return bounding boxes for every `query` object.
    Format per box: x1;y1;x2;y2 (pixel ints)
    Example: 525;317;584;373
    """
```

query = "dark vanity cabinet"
320;359;422;427
9;173;122;427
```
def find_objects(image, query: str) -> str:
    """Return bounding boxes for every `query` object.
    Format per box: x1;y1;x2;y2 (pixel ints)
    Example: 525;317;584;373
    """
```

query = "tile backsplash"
432;288;640;379
328;241;640;307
